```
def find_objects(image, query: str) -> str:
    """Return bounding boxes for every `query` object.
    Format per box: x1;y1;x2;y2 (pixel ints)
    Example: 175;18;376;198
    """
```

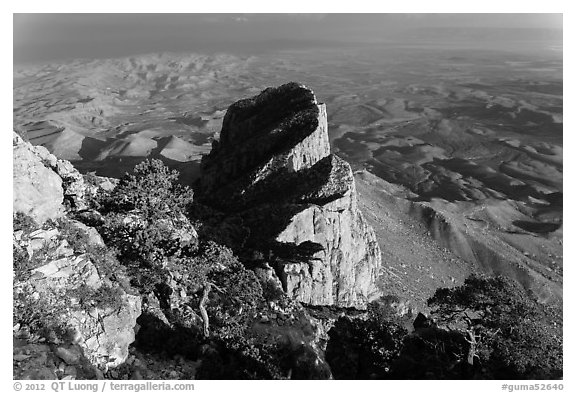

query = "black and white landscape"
13;14;563;381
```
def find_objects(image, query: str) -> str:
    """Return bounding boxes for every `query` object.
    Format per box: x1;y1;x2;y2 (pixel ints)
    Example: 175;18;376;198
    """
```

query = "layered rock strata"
198;82;382;308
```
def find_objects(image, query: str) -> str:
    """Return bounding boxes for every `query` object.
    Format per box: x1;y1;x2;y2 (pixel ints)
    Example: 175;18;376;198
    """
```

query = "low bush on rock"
68;283;127;311
13;212;37;233
426;274;562;379
92;160;197;273
325;275;562;380
96;159;193;220
325;299;408;379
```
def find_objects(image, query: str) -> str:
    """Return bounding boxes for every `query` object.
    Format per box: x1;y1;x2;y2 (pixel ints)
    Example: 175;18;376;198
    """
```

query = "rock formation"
16;227;141;367
13;132;142;376
197;82;382;308
13;132;65;223
13;131;95;222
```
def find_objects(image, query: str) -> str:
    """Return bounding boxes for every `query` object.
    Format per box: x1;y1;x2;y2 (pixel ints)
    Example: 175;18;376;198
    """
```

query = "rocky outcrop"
13;134;142;376
197;83;381;308
13;222;142;372
13;131;94;223
13;132;65;223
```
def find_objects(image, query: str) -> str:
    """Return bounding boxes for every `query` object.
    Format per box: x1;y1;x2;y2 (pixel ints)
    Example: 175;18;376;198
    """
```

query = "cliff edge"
197;82;382;308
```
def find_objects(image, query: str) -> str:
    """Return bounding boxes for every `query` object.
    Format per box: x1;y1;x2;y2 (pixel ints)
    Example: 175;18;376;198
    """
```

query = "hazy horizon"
14;13;563;64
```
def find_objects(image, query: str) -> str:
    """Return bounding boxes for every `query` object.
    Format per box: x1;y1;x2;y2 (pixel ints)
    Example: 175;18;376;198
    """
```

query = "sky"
13;14;563;64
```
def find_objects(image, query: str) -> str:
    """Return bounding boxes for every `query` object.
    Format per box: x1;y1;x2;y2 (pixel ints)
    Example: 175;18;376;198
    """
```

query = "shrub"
85;244;134;292
13;245;34;281
13;283;74;344
427;274;562;379
13;240;53;281
390;325;470;379
97;159;193;220
13;212;37;233
68;283;126;311
197;326;285;379
325;306;408;379
99;213;181;267
56;218;90;253
94;160;197;272
180;241;265;315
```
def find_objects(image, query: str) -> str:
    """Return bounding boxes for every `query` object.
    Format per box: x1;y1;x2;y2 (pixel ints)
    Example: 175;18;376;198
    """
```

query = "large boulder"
13;132;65;223
197;83;382;308
13;131;94;224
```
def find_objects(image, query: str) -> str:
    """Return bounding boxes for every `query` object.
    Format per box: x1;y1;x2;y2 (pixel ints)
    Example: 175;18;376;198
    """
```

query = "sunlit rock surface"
198;83;381;308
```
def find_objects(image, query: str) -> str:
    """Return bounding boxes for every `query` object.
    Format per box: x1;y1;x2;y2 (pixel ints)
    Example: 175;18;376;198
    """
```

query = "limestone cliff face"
198;83;382;308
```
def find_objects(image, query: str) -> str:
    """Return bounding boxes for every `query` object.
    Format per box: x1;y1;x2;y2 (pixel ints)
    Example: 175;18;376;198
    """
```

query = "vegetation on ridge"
87;159;293;379
326;275;562;379
90;160;562;380
14;157;562;380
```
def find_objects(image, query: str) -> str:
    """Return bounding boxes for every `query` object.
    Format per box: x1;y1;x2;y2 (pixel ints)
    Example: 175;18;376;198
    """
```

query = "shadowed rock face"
199;82;331;210
198;83;382;308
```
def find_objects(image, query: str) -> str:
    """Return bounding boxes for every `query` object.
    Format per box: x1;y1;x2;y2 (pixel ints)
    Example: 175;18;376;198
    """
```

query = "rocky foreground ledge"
197;82;382;308
13;132;141;378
